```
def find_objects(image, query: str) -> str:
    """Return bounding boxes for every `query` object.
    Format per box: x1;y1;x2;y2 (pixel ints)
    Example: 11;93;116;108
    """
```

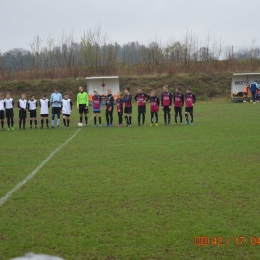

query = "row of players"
0;84;196;130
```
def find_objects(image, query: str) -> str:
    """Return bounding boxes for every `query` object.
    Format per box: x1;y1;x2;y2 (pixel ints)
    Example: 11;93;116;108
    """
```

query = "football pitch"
0;102;260;260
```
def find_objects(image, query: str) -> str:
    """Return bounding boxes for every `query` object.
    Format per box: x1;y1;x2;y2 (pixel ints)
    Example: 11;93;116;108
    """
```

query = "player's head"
125;88;130;94
163;85;168;92
137;88;142;93
0;93;3;99
42;94;46;100
107;88;112;94
30;95;34;100
176;87;181;93
117;91;121;97
21;93;26;99
187;87;192;93
54;87;59;93
79;86;83;92
64;93;69;99
151;90;156;97
6;92;10;98
94;89;98;94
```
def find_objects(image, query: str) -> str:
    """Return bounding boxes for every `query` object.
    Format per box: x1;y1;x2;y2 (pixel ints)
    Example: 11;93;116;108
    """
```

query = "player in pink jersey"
161;85;172;125
150;91;160;126
173;87;184;124
185;87;196;126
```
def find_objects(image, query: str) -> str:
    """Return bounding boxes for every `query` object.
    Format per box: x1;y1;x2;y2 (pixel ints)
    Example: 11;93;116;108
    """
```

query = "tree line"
0;26;260;81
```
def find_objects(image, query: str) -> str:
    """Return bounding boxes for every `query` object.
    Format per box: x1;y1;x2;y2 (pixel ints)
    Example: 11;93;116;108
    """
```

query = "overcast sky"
0;0;259;53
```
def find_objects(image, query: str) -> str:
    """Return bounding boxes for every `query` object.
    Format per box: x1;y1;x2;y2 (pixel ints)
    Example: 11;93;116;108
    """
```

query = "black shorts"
6;108;14;118
93;110;100;114
52;107;61;114
0;110;5;120
63;114;70;117
163;106;171;112
174;106;182;113
185;107;193;113
138;105;146;114
40;114;48;117
79;104;89;114
29;109;37;118
19;110;27;119
124;107;132;114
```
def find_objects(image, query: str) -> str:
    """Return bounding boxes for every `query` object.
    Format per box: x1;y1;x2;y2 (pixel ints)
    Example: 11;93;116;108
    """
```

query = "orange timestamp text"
194;236;260;246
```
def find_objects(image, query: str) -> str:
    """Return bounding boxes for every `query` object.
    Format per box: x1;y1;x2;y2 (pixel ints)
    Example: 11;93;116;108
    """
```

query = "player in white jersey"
27;95;38;129
18;93;27;130
61;93;73;129
0;93;5;130
4;92;14;130
39;94;50;129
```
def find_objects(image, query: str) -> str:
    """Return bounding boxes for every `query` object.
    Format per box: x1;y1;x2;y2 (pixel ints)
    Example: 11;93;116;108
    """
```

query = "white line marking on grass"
0;121;91;207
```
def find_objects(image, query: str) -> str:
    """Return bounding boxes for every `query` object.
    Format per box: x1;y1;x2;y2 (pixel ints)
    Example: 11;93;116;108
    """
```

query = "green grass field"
0;102;260;260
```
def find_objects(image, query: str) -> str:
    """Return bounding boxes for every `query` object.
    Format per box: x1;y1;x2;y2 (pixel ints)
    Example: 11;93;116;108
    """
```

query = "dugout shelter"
231;73;260;102
86;76;120;105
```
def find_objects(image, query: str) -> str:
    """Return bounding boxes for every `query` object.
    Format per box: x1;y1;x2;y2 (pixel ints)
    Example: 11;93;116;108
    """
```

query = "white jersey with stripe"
39;99;49;114
4;98;13;109
0;100;4;110
18;99;27;110
28;99;37;110
62;99;72;114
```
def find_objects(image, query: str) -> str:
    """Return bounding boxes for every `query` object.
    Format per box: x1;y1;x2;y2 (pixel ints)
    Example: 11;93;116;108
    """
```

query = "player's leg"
142;112;145;126
163;108;167;125
124;111;129;126
167;108;171;125
57;109;60;127
19;117;22;129
63;115;67;128
185;107;189;124
10;110;14;129
110;110;113;126
174;107;178;124
23;117;26;129
155;112;158;125
84;107;88;126
128;113;132;126
94;113;97;126
34;116;37;128
137;112;141;126
190;108;194;125
41;115;44;128
79;112;83;123
98;112;102;126
179;107;183;124
150;112;154;125
46;115;49;128
67;116;70;128
0;113;4;130
105;110;109;126
51;108;55;128
30;113;33;129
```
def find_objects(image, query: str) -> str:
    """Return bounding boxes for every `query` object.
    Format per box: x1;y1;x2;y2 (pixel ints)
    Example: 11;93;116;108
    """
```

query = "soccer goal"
231;73;260;102
86;76;120;105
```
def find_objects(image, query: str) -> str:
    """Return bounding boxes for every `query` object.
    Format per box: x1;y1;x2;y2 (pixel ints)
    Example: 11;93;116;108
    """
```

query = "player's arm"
18;101;20;109
70;101;73;111
48;101;50;108
36;101;38;107
161;93;164;109
50;94;53;103
99;97;103;109
12;100;14;107
59;94;62;103
193;94;196;104
157;98;160;107
27;102;30;111
182;94;184;107
86;92;89;107
76;93;79;108
134;94;138;101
